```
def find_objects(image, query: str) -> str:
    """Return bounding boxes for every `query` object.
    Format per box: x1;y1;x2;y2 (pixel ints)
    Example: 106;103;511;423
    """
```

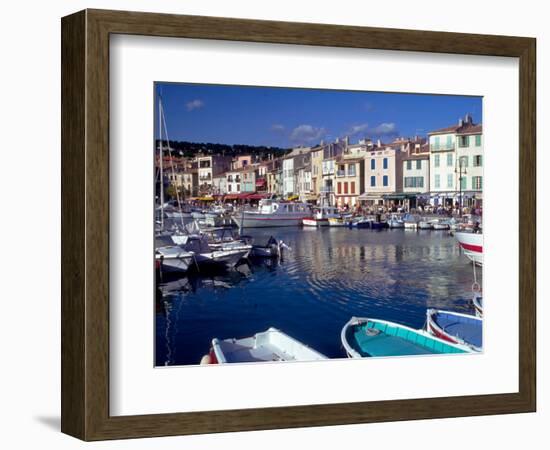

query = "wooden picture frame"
61;9;536;441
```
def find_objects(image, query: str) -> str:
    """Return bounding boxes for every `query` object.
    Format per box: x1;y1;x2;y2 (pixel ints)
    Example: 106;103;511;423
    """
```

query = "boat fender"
366;328;381;336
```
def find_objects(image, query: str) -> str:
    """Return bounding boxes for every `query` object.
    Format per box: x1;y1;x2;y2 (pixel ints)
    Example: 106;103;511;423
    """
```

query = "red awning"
255;178;266;187
224;193;251;200
246;193;270;200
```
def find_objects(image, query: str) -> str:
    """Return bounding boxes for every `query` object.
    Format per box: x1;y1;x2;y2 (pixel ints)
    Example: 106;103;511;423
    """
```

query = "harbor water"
155;226;481;366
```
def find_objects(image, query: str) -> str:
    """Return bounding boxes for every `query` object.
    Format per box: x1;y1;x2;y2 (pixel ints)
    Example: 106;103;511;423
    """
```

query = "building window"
237;184;240;191
447;153;453;166
370;159;375;170
434;136;440;150
459;135;469;147
383;175;388;187
383;158;388;169
460;176;467;190
472;176;483;190
446;135;452;148
348;164;356;177
459;156;468;168
416;159;422;170
337;182;342;194
406;160;412;170
228;185;232;192
475;135;481;146
370;176;376;187
344;182;348;194
473;155;483;167
351;182;355;194
434;154;440;168
447;174;453;188
435;174;440;188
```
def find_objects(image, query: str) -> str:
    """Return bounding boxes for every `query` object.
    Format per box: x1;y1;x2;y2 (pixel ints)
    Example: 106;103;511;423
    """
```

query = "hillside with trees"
156;140;291;160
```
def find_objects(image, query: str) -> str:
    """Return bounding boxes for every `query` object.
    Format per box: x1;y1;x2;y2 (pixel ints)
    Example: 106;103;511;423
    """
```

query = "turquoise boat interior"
348;320;467;357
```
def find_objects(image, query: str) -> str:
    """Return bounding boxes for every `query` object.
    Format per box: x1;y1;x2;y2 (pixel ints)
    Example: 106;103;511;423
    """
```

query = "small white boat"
403;214;420;229
388;215;405;228
234;199;311;228
208;327;328;363
432;219;450;230
454;231;483;266
418;220;434;230
178;235;248;269
155;246;195;273
303;206;340;227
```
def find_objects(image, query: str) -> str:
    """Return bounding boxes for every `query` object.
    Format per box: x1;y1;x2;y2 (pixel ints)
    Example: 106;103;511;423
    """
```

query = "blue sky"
155;82;482;148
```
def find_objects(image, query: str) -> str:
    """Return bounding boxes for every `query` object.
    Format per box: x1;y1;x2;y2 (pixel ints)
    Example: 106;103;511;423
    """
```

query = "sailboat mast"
159;95;165;230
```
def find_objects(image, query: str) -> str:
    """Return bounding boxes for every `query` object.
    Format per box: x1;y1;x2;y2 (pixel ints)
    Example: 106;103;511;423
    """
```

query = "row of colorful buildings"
159;114;483;210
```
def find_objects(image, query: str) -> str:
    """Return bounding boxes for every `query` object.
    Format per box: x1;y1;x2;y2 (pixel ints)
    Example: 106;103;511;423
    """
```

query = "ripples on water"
155;227;481;366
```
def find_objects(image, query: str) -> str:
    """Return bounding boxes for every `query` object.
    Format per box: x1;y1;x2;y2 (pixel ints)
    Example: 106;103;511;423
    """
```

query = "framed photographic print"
61;9;536;441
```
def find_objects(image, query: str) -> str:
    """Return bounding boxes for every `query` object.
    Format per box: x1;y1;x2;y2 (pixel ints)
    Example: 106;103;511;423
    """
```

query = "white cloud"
270;124;286;133
345;123;370;137
370;122;398;136
289;124;327;145
185;99;205;111
344;122;398;139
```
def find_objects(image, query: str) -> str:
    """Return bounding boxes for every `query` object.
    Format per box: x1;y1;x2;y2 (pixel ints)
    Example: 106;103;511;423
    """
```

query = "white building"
428;114;483;209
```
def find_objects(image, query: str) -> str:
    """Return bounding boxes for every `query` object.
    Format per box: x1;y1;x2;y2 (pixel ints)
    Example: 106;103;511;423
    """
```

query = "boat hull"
426;309;482;352
454;232;483;266
236;215;309;228
341;317;470;358
211;327;328;363
303;218;329;227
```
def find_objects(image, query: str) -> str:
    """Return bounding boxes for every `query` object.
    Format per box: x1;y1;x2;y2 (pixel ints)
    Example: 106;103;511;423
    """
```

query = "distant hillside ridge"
155;139;292;160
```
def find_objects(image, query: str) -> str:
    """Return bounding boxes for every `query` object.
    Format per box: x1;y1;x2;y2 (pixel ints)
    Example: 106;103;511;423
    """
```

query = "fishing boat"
426;309;482;352
388;215;405;228
249;236;289;258
205;327;328;364
348;216;371;228
418;219;434;230
341;317;470;358
432;219;450;230
403;213;420;229
328;217;347;227
472;294;483;318
176;235;249;269
302;206;340;227
155;246;195;273
233;199;312;228
454;231;483;266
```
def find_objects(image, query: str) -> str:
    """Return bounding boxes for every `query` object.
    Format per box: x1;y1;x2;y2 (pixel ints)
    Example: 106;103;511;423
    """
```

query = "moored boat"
472;294;483;318
341;317;470;358
454;231;483;266
155;246;195;273
418;220;434;230
388;215;405;228
249;236;289;258
234;199;311;228
432;219;450;230
426;308;482;352
177;235;249;269
302;206;341;227
328;217;347;227
206;327;328;363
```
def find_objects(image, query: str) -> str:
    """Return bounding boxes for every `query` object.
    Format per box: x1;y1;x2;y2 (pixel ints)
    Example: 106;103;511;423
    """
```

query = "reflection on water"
155;228;481;366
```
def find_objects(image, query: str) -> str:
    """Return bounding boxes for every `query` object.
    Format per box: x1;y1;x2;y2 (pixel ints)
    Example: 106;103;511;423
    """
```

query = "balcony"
336;170;346;177
199;175;211;181
430;145;455;152
321;186;334;193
